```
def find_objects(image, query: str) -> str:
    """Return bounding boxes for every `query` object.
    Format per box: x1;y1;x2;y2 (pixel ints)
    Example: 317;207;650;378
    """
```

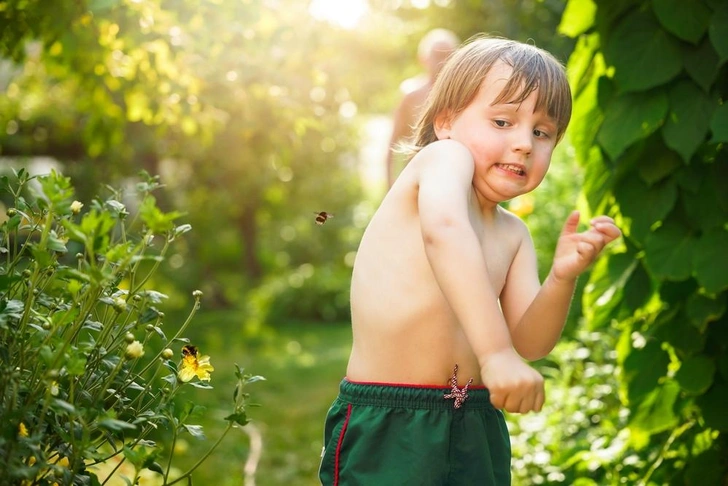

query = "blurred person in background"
385;28;460;189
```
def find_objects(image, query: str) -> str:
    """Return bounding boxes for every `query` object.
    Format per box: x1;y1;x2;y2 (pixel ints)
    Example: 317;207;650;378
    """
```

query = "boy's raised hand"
551;210;621;282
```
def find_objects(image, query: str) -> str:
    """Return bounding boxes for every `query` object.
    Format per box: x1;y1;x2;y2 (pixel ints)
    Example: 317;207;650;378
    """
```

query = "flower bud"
6;208;17;217
125;341;145;360
75;253;84;260
70;201;83;214
145;324;154;332
192;290;203;298
46;369;59;379
161;348;174;360
112;297;127;313
124;332;135;343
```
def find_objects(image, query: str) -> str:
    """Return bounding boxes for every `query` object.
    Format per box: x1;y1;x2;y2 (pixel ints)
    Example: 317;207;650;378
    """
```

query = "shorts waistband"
338;378;494;410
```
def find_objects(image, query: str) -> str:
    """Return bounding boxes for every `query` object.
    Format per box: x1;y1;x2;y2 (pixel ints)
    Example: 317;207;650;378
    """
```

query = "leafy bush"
560;0;728;482
245;263;351;330
0;169;262;485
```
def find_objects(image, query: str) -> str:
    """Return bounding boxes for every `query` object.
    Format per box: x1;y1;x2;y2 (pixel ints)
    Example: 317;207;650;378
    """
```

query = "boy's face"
434;60;558;204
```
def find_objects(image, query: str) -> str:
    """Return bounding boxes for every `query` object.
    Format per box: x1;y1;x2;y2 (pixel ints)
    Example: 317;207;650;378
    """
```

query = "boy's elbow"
514;343;552;362
421;215;465;247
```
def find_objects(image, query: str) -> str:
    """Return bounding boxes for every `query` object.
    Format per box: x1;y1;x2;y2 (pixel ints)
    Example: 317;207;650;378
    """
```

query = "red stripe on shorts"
333;403;353;486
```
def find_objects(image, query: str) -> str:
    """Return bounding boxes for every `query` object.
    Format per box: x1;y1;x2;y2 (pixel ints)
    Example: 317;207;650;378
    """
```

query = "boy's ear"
433;111;452;139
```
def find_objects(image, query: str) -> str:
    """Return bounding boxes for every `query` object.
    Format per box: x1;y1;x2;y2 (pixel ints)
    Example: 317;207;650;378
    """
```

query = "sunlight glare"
308;0;368;29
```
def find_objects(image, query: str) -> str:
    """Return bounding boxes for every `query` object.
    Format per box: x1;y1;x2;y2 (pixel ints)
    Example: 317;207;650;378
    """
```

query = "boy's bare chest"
471;220;517;294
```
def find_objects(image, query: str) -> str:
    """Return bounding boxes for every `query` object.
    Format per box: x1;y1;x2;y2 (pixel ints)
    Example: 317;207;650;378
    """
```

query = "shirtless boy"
319;36;621;485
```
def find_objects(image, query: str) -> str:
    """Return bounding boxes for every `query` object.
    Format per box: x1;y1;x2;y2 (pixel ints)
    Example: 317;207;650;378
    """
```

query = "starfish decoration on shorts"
444;364;473;409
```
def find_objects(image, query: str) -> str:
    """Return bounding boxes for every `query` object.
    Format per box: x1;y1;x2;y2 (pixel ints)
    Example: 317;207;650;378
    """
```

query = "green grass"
169;310;352;486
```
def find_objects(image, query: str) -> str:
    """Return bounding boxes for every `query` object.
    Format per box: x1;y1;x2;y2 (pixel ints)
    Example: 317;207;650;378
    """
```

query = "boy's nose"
512;129;533;154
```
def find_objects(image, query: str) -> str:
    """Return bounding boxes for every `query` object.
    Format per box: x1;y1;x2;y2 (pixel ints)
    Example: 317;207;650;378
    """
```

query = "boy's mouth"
496;163;526;176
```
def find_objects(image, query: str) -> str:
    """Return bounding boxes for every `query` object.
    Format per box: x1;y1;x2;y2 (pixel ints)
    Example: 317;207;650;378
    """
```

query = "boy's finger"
534;389;545;413
594;223;622;241
560;210;580;237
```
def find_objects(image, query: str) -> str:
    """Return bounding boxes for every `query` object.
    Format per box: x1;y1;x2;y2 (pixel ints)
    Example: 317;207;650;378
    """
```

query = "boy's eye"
494;119;508;127
534;129;549;138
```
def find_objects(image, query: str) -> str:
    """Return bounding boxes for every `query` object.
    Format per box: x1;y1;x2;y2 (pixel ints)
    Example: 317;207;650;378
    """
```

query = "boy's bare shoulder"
497;205;533;240
409;140;475;178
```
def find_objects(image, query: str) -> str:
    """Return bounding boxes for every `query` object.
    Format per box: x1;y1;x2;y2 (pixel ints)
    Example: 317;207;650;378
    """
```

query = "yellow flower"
178;345;214;382
70;200;83;214
125;341;145;360
508;194;534;217
18;422;28;437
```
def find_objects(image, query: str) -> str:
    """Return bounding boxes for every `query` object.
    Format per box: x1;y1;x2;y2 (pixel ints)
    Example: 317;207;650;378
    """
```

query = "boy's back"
348;141;529;386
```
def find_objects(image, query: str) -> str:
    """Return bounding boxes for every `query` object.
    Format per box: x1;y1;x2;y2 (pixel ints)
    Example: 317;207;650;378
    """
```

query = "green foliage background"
0;0;726;484
556;0;728;483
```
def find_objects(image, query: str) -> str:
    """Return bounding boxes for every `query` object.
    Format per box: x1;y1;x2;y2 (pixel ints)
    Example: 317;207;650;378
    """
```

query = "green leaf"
629;380;680;434
683;37;721;92
603;9;683;92
709;102;728;143
662;80;714;163
51;399;77;415
615;176;677;241
657;309;707;356
675;355;716;394
623;260;653;310
597;90;668;161
188;381;213;389
566;33;601;98
685;449;727;486
558;0;596;37
99;418;137;432
686;292;727;332
182;424;206;440
682;172;728;231
224;411;249;426
582;253;632;329
693;227;728;293
696;382;728;431
637;150;682;186
0;274;22;292
66;355;87;376
652;0;712;43
708;2;728;63
245;375;266;384
47;231;68;253
622;339;670;403
644;221;696;281
138;195;184;234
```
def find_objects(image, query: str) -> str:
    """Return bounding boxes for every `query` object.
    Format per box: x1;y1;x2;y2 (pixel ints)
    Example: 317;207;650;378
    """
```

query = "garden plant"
0;169;262;485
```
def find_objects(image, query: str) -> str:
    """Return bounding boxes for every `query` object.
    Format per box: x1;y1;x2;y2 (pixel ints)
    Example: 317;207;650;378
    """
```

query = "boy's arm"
416;140;544;414
502;211;621;360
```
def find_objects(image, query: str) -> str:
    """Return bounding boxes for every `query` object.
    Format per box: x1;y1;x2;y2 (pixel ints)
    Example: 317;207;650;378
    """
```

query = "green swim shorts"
318;377;511;485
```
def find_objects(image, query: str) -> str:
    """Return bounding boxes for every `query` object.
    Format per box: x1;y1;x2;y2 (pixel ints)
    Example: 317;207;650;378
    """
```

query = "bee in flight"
314;211;334;225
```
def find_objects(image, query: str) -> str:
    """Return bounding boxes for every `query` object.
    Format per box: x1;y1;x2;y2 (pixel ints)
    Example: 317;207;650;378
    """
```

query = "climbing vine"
563;0;728;482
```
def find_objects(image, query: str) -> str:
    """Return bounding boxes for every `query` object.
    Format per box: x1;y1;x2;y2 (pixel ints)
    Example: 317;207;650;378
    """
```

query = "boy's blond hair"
410;36;572;154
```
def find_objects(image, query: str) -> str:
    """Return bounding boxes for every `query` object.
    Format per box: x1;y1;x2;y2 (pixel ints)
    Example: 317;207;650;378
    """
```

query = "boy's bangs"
491;55;572;137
